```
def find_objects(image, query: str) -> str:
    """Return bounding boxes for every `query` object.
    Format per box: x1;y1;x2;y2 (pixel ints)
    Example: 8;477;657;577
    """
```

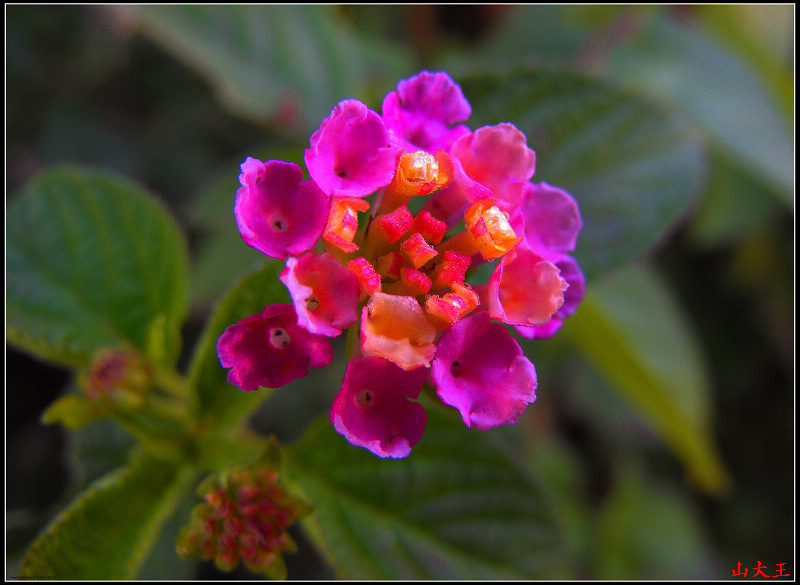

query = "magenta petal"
234;158;330;259
217;304;333;392
382;70;472;153
305;99;399;198
431;311;537;429
552;255;585;319
514;318;564;340
330;356;428;458
280;252;361;337
450;124;536;206
518;182;583;255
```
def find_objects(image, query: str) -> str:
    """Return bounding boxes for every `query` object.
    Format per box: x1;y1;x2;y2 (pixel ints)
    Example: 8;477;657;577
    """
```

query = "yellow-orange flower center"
361;292;437;370
323;197;370;253
464;200;521;260
376;150;453;215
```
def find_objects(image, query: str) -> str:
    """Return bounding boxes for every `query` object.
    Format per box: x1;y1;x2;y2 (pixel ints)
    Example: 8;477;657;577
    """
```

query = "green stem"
145;392;193;426
154;367;190;401
344;322;362;362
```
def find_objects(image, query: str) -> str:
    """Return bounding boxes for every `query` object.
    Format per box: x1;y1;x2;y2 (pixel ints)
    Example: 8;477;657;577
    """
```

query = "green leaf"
137;487;202;580
7;166;189;369
600;13;793;205
439;5;590;77
128;5;413;134
592;461;715;579
460;69;706;282
69;416;136;489
561;261;729;494
42;394;107;430
187;261;290;435
20;451;196;579
688;152;780;248
283;407;567;580
187;147;304;309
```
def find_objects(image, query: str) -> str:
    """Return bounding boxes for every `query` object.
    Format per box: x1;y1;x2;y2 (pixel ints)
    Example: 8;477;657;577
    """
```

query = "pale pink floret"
330;356;428;458
280;253;361;337
449;124;536;211
382;70;472;153
484;247;568;327
513;182;583;260
305;99;399;198
515;255;585;339
217;304;333;392
234;158;330;259
431;311;537;429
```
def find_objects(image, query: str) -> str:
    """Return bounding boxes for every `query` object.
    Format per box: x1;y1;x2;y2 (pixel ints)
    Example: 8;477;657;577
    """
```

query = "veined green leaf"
562;262;729;494
284;407;567;580
688;152;780;247
7;166;189;369
20;451;196;579
460;69;706;282
601;13;792;205
592;461;715;579
128;5;413;135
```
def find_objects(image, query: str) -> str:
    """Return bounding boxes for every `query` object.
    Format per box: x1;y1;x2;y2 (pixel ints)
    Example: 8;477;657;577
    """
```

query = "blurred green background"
6;5;793;580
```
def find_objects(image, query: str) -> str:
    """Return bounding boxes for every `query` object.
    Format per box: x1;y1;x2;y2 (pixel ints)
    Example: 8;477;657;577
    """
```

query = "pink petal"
513;254;586;339
234;158;330;259
330;356;428;458
382;70;472;153
305;99;399;198
217;304;333;391
486;247;568;327
450;124;536;207
280;252;361;337
516;182;583;256
431;311;537;429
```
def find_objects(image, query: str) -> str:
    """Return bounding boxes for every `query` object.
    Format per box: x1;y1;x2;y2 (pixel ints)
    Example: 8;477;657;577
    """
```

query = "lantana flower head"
218;71;585;457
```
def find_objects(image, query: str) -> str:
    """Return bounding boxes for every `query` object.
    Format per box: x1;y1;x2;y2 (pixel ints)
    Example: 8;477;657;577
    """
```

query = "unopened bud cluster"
176;462;310;578
83;348;152;410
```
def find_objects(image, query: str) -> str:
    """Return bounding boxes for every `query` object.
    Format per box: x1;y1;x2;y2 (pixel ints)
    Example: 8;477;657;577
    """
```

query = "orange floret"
323;197;370;253
464;199;521;260
360;292;437;370
377;150;454;215
400;233;438;269
347;257;382;297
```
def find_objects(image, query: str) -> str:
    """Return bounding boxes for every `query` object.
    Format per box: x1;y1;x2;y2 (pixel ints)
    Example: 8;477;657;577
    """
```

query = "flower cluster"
176;457;310;578
217;71;584;458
